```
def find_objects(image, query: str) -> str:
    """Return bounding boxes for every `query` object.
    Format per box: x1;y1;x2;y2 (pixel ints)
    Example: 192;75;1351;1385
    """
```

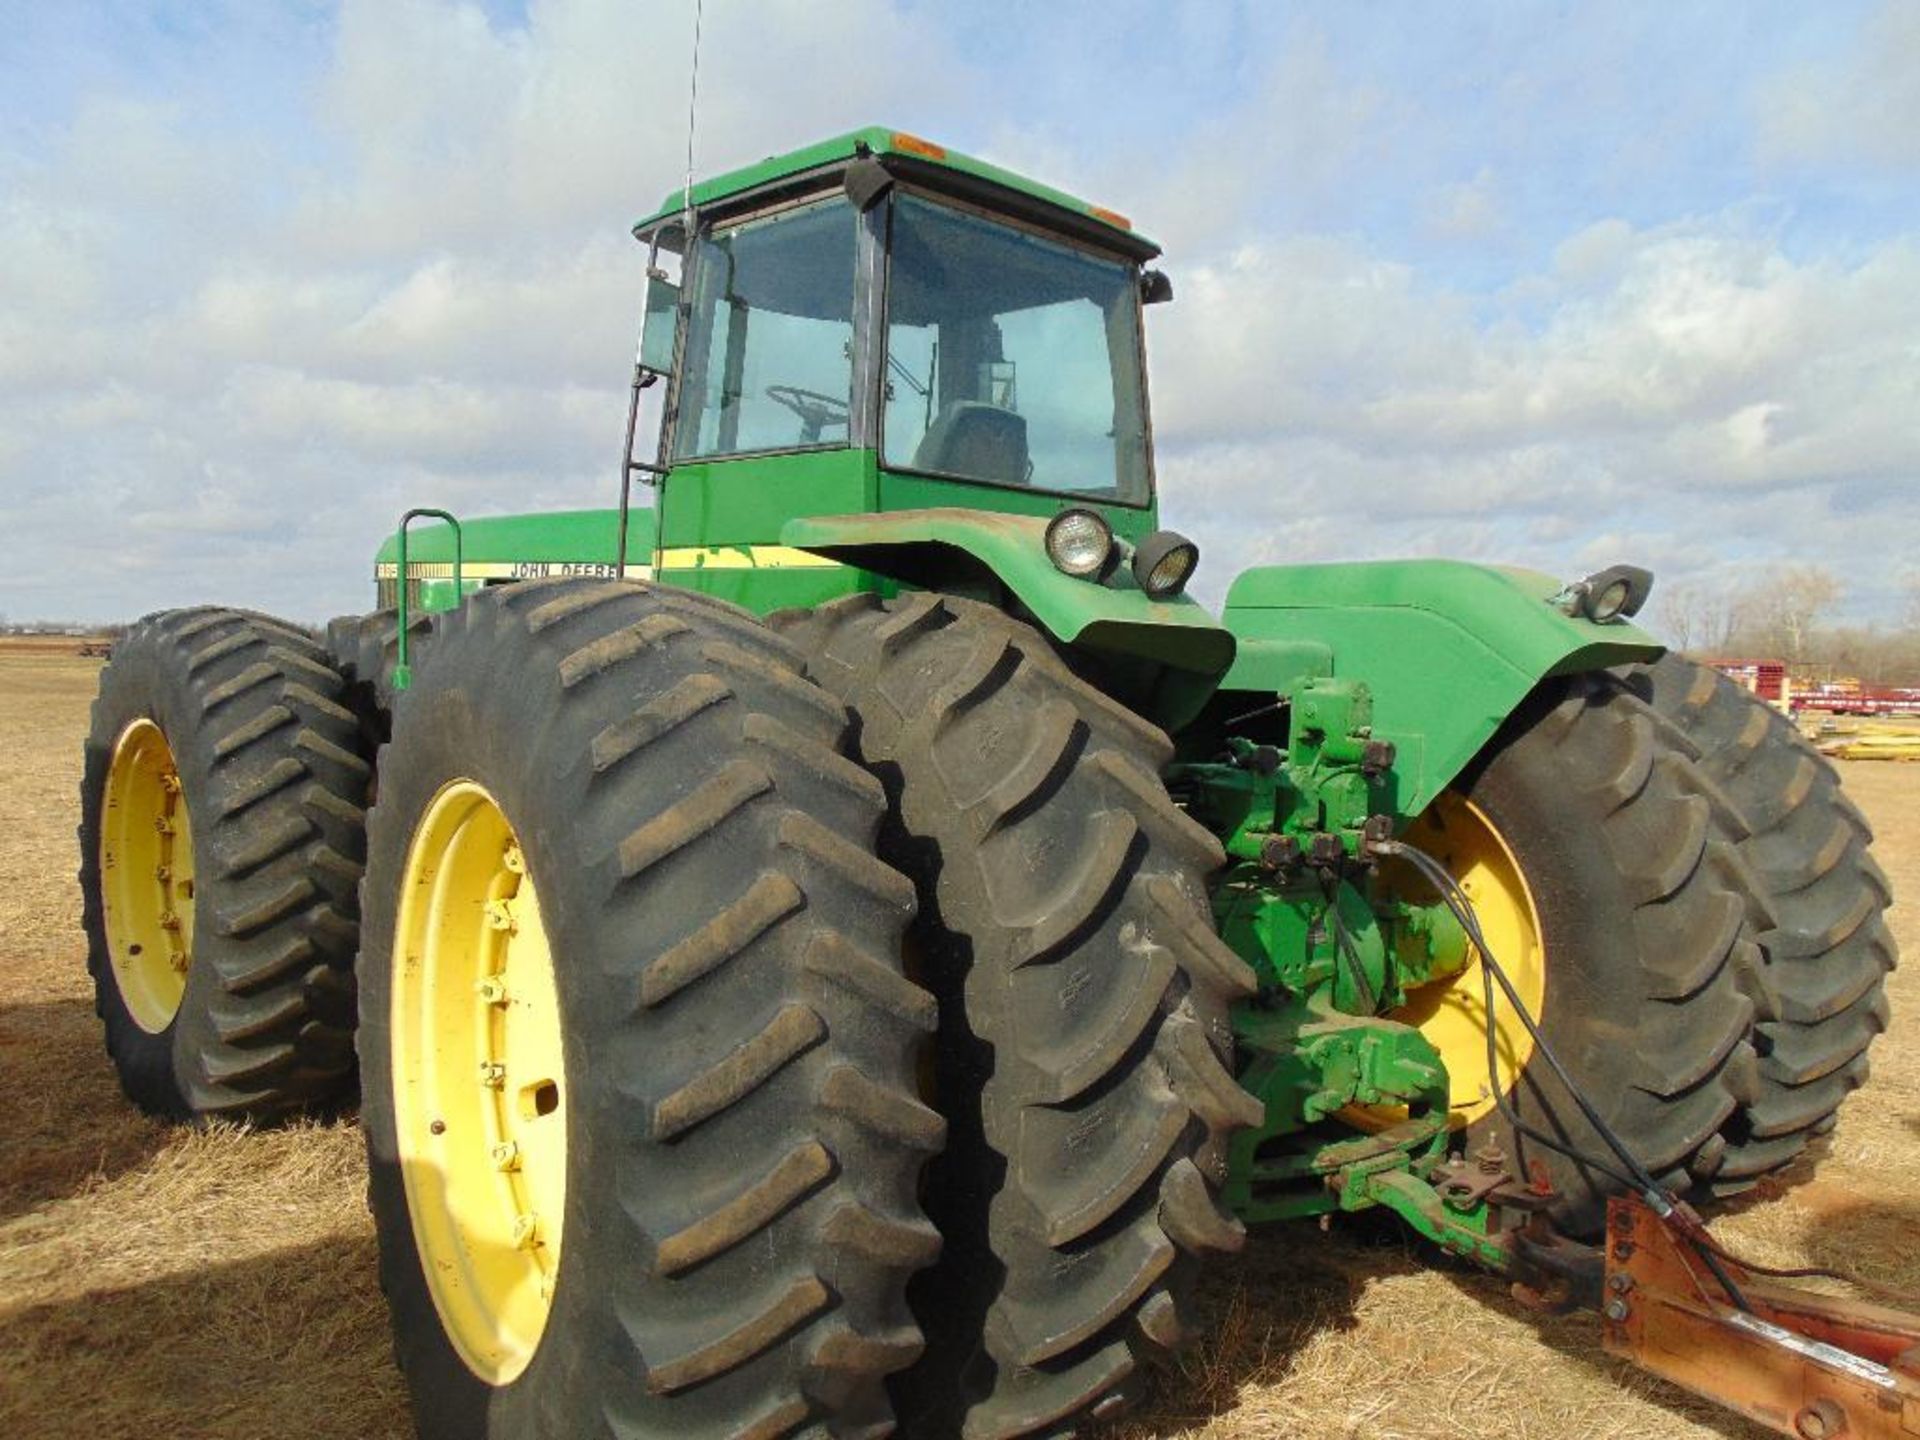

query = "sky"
1;0;1916;630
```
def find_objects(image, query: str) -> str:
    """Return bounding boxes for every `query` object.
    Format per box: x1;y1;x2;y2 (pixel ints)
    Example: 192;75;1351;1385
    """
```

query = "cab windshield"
883;193;1151;505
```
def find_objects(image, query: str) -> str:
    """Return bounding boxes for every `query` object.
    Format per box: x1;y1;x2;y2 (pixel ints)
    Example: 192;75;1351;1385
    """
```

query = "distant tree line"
1655;568;1920;687
0;617;127;638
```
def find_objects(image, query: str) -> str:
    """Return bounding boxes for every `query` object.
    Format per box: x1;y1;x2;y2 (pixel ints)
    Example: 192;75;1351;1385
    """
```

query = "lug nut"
490;1141;521;1171
476;977;509;1005
512;1212;541;1250
486;900;516;933
478;1062;506;1089
169;950;190;973
1604;1298;1631;1322
503;843;525;875
1607;1273;1635;1294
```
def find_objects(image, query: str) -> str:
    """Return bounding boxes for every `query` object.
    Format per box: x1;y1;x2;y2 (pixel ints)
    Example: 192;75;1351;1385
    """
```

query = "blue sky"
1;0;1915;629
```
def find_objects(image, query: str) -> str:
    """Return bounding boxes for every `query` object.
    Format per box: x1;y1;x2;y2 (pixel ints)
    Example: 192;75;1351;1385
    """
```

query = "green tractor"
80;128;1900;1439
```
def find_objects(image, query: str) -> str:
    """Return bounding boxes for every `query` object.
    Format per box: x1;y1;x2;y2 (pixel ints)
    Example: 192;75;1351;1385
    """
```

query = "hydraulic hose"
1375;837;1755;1311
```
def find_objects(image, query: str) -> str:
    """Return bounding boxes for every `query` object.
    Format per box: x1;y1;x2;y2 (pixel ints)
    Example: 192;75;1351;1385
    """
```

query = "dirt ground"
2;650;1914;1440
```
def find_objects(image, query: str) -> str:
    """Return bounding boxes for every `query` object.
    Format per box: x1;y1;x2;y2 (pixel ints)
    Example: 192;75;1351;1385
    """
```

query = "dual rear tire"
777;594;1260;1440
1394;659;1895;1235
1621;655;1896;1189
357;580;943;1438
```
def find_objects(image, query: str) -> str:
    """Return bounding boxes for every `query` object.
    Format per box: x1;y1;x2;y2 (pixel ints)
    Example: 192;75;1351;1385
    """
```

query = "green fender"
782;507;1236;724
1221;560;1664;817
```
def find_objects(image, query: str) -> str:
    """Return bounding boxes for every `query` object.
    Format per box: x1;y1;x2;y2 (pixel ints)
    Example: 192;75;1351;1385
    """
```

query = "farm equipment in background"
79;128;1905;1439
1707;656;1792;712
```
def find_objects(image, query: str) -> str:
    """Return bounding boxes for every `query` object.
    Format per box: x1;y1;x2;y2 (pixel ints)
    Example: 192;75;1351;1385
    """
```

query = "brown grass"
1;653;1913;1440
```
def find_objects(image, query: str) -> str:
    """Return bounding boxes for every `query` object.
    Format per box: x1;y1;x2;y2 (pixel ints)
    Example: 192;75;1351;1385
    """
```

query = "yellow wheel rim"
1389;793;1547;1128
99;718;196;1033
392;780;567;1384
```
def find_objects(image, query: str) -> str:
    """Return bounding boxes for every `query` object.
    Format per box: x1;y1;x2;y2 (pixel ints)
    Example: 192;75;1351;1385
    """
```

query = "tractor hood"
373;508;650;583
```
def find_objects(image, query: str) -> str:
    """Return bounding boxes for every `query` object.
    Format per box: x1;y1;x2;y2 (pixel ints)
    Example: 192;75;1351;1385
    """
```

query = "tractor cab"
628;128;1173;610
374;128;1228;700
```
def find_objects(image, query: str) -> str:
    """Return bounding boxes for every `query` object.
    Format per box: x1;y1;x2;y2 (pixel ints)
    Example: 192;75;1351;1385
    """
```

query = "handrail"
393;508;462;692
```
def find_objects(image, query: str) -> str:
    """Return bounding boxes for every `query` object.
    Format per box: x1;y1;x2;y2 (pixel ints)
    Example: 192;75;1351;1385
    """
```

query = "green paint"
1223;1001;1452;1223
658;449;875;549
632;126;1157;255
374;507;643;569
875;465;1157;534
392;508;461;691
783;508;1234;675
1220;559;1663;815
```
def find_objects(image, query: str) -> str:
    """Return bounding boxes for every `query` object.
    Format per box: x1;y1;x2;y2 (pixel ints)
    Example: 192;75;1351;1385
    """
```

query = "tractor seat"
912;402;1030;484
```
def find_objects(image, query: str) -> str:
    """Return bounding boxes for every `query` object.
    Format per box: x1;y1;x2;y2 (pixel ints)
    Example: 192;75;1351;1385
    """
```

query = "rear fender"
1221;559;1664;816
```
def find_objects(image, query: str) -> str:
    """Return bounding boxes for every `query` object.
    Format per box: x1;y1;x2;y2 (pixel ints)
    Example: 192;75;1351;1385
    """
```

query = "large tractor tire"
1619;653;1896;1189
325;607;435;718
1393;672;1765;1237
78;607;369;1120
775;593;1259;1440
358;578;942;1439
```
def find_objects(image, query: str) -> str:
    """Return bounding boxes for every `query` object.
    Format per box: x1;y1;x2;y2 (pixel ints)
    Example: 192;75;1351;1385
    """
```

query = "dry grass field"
2;646;1914;1440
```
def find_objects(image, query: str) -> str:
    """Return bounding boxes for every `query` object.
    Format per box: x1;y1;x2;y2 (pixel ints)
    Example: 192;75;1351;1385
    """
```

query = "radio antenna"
680;0;705;231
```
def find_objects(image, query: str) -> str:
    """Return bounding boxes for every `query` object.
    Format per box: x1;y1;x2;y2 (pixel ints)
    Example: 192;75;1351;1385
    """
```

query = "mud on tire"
358;578;943;1439
78;607;369;1120
776;593;1259;1440
1620;653;1897;1192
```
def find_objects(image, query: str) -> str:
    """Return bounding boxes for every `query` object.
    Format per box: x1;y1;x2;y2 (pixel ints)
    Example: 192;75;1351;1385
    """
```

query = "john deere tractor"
81;128;1901;1440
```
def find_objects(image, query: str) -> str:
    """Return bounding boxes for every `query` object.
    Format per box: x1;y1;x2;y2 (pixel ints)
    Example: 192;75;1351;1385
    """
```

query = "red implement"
1602;1196;1920;1439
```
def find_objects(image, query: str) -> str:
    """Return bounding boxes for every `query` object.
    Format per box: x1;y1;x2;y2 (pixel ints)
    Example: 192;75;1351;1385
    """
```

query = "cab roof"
632;125;1160;260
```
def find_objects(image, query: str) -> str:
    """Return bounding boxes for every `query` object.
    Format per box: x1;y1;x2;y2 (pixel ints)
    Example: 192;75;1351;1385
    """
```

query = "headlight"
1552;564;1653;624
1588;577;1634;622
1132;529;1199;599
1044;508;1117;579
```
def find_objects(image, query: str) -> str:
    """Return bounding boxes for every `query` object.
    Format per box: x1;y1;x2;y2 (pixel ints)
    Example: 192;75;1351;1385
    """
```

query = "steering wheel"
765;384;851;444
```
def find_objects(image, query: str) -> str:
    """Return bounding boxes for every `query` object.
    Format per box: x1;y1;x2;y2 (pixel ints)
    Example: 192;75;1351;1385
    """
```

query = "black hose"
1377;838;1754;1312
1323;876;1379;1015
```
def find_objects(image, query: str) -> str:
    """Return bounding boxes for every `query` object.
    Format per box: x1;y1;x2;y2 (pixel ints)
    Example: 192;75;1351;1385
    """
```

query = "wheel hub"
99;717;196;1033
392;780;567;1384
1389;792;1548;1127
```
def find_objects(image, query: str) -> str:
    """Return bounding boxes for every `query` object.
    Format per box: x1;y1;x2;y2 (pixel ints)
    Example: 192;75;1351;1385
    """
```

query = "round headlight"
1045;508;1116;579
1587;578;1633;623
1568;564;1653;624
1132;530;1199;599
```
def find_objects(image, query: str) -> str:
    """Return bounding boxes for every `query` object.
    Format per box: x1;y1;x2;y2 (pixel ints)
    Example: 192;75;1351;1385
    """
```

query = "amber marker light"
891;132;948;161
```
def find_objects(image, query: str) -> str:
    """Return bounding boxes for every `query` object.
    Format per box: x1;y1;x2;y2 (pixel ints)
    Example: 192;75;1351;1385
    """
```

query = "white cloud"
1757;0;1920;170
1;0;1915;642
0;0;975;623
1152;215;1920;618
